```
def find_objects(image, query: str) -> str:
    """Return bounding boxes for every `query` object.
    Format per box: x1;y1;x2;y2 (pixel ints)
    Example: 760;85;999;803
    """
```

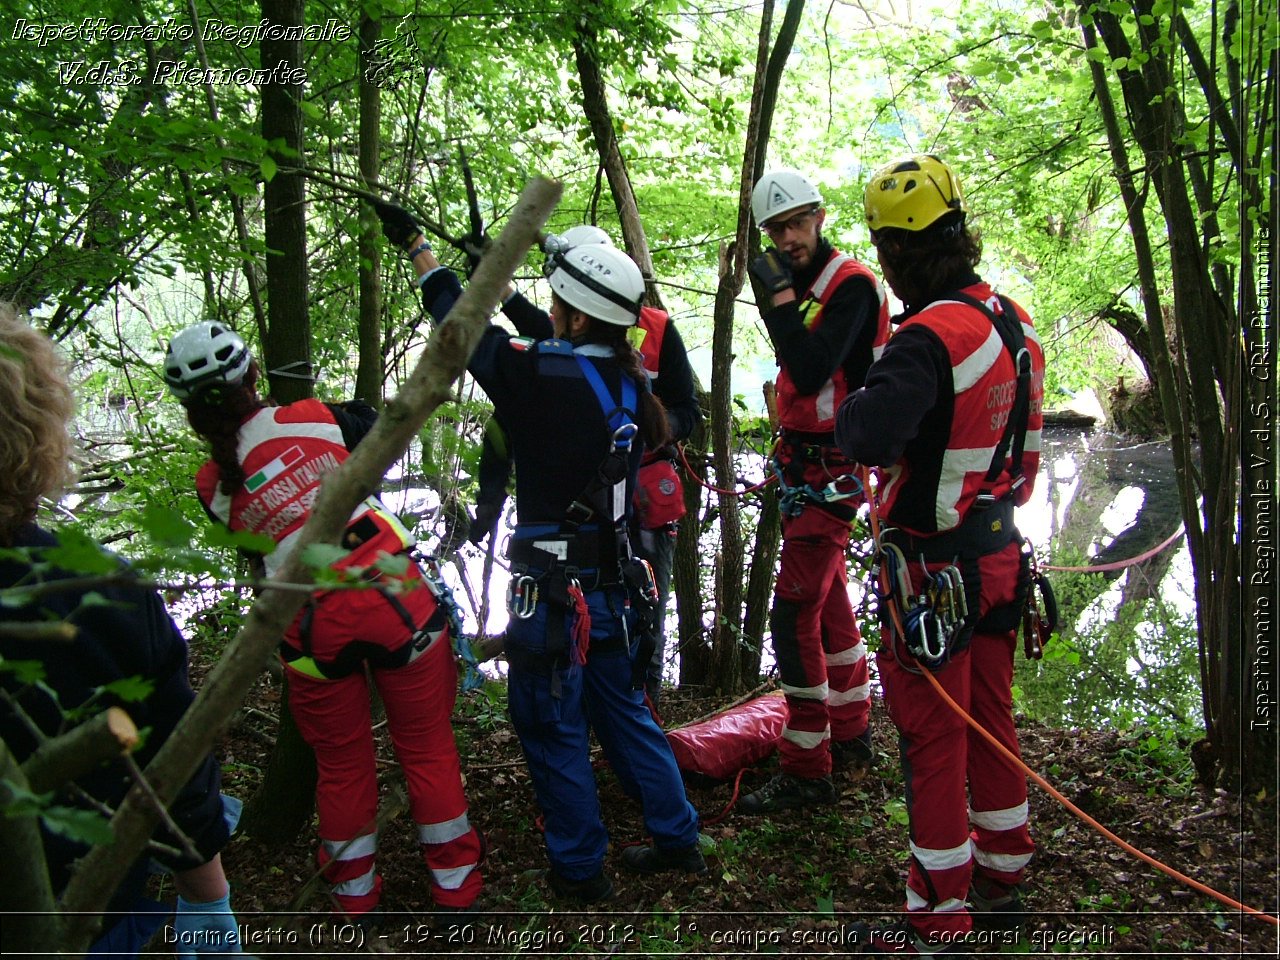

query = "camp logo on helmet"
576;252;614;279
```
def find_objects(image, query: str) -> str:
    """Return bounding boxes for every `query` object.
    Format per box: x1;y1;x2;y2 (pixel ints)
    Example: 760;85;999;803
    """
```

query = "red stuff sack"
633;457;686;529
666;693;787;781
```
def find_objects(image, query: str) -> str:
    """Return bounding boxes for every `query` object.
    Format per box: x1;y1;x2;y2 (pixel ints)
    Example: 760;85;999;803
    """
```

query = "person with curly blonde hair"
0;303;77;543
0;304;243;955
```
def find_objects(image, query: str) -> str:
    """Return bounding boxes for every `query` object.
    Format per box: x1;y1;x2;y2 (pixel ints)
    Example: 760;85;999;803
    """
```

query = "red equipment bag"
666;693;787;781
633;457;686;529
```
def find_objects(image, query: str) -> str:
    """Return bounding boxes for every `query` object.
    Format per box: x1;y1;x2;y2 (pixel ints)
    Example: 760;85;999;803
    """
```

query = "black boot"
620;843;708;875
737;772;837;814
547;869;615;903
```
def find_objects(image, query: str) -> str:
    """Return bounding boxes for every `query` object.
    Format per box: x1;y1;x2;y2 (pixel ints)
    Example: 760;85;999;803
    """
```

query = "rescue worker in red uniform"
490;225;702;705
836;154;1044;955
739;169;891;813
164;324;483;922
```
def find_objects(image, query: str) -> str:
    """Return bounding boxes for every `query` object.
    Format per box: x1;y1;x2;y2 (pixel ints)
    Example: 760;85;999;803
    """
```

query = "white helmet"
164;321;252;400
752;169;823;226
541;225;613;275
547;243;644;327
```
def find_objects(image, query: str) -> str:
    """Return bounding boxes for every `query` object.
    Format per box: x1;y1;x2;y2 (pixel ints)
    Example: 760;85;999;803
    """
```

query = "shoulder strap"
810;254;853;300
945;291;1033;506
562;353;640;531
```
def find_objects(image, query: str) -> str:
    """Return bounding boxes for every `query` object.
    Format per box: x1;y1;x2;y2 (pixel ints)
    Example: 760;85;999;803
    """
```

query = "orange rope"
678;443;777;497
858;468;1278;927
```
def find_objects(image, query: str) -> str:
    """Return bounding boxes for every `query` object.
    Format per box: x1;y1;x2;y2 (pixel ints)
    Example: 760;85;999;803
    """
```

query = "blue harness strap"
574;352;637;435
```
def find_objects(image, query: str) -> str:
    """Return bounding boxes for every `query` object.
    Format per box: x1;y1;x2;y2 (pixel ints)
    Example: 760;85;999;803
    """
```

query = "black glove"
371;198;421;250
749;248;794;294
462;234;489;279
467;501;502;545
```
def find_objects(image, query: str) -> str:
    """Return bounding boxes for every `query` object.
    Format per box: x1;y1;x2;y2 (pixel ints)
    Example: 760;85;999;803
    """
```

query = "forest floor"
162;659;1278;959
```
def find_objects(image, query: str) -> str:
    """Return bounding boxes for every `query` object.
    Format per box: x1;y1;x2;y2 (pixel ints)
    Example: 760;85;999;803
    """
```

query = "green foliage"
1014;553;1202;730
3;783;114;846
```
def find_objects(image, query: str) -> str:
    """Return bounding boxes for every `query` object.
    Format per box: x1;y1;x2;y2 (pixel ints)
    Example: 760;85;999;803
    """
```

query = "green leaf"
1030;20;1054;38
42;530;119;577
102;676;155;703
204;524;276;556
2;783;53;817
0;660;47;684
139;502;196;547
300;543;349;571
260;155;278;182
42;805;114;845
374;553;411;577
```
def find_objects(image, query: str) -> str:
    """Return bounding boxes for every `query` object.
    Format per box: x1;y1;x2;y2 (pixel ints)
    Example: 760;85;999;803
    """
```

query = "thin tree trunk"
260;0;312;406
355;14;384;406
572;19;658;302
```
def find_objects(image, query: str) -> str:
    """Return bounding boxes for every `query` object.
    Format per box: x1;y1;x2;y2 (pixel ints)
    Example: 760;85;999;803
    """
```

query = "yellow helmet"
864;154;966;232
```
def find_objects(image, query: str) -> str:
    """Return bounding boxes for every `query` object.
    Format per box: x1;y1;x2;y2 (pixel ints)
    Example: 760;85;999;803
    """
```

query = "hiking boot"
831;729;876;774
968;880;1024;932
546;869;615;904
620;843;708;875
848;920;968;956
737;772;837;814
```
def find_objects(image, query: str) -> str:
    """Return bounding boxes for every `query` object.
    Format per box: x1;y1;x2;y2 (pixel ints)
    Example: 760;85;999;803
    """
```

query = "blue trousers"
506;583;699;881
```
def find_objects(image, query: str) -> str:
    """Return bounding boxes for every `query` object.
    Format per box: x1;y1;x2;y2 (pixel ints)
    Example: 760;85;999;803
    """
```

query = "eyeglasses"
761;208;818;238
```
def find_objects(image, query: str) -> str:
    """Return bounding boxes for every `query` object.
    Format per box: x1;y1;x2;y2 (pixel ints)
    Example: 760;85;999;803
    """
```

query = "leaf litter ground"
158;660;1277;958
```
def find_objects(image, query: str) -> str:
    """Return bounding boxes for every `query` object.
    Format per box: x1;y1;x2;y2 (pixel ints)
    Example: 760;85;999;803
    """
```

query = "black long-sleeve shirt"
760;239;882;402
0;523;229;909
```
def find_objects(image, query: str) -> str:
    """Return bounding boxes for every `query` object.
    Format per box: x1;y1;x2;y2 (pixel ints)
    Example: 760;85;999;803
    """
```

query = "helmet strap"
549;252;642;319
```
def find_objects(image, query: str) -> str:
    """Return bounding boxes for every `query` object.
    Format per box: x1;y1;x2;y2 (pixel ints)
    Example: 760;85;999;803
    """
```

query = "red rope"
1042;526;1184;572
678;443;777;497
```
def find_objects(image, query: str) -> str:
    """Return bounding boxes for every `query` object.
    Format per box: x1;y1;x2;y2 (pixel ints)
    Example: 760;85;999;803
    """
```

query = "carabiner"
612;423;638;451
508;574;539;619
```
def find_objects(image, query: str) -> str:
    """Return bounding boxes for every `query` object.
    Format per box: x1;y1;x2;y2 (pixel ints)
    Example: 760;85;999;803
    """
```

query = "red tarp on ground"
666;693;787;781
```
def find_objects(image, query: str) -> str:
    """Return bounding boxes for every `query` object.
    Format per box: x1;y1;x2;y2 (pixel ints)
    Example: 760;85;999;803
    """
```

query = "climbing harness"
872;538;969;672
503;341;649;693
859;466;1278;927
771;459;863;518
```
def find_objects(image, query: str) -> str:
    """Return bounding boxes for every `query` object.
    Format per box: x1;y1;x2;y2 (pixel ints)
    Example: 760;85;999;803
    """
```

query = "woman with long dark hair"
164;322;483;922
374;200;705;902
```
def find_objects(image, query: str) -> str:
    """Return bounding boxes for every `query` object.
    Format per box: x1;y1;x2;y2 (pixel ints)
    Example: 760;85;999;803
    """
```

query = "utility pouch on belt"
634;457;686;529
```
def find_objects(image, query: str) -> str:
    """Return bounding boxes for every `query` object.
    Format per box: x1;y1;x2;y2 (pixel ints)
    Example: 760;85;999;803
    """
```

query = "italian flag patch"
245;445;305;493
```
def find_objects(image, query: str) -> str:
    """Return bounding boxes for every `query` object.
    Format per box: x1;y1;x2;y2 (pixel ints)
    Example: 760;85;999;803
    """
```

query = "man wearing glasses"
739;169;890;814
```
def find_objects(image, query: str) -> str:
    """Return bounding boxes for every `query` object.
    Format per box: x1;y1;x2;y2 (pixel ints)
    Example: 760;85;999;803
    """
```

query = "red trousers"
284;576;483;914
877;540;1034;944
772;497;870;778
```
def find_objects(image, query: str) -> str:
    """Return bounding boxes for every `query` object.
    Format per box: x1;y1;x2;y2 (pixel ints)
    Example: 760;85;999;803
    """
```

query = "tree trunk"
1082;0;1261;787
675;415;711;688
354;14;384;406
572;17;658;301
235;672;317;844
244;0;316;843
260;0;312;406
